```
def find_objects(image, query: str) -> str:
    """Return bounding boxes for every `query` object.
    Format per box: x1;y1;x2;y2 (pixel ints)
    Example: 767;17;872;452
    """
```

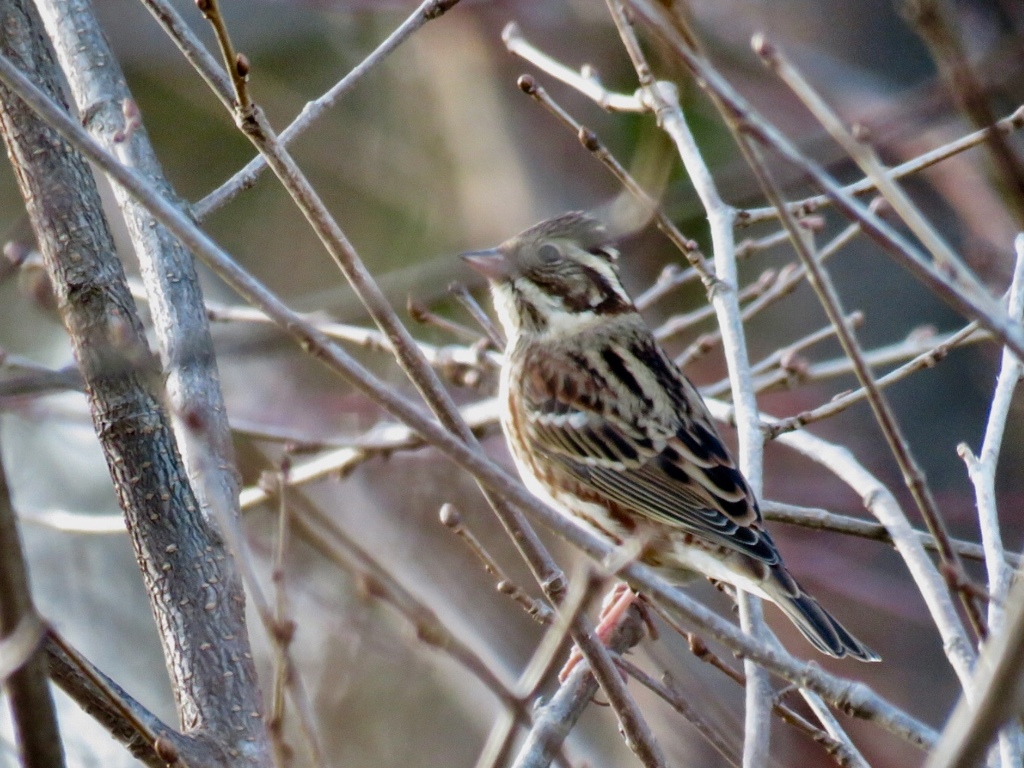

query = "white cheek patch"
489;283;521;342
514;278;560;314
543;308;599;335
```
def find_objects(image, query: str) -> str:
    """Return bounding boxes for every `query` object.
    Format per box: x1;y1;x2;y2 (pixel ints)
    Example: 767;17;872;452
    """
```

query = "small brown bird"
462;211;878;662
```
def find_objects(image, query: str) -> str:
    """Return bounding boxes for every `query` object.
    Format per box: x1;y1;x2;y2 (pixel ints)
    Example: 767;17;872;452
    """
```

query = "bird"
461;211;879;662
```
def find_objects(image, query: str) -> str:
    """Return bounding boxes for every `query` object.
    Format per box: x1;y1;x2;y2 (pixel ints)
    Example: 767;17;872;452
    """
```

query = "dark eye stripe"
513;285;547;330
588;246;618;262
579;266;632;314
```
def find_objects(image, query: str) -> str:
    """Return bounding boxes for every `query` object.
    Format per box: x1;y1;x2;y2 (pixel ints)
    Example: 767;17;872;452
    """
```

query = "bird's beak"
460;248;510;281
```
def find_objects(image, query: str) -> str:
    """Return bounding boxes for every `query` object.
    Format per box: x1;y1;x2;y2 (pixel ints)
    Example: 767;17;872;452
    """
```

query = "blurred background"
1;0;1023;765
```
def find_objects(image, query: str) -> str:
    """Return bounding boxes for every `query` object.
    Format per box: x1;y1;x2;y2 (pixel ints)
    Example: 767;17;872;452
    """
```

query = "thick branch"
0;3;267;762
0;51;932;748
35;0;242;538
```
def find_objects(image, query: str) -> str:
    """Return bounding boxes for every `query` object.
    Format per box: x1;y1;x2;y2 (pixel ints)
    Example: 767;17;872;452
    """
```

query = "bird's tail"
766;566;880;662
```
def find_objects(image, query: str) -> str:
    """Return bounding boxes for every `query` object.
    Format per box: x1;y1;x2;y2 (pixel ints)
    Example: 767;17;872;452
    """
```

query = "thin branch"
764;322;984;436
45;630;215;768
268;459;295;768
511;602;648;768
36;0;243;594
634;262;703;311
656;622;867;768
748;39;987;650
677;218;863;369
440;504;554;625
924;570;1024;768
265;486;556;764
0;440;64;768
625;0;1024;365
904;0;1024;225
761;501;1017;567
614;658;741;768
204;301;502;374
703;312;863;399
501;22;645;113
957;234;1024;768
509;68;715;286
960;237;1024;631
194;0;250;109
604;6;773;760
738;106;1024;226
0;9;268;760
169;0;464;219
755;37;987;330
0;54;932;750
655;266;782;344
449;282;506;349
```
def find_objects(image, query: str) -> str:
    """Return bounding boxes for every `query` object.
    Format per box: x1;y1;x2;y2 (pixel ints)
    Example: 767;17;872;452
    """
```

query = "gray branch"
0;439;64;768
0;1;268;763
34;0;242;538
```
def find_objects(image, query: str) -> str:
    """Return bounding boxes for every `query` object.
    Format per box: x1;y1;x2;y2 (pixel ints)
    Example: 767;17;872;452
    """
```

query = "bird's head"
461;212;634;340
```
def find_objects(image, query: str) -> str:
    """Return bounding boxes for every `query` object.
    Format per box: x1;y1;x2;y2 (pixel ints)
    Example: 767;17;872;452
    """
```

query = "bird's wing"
520;340;779;565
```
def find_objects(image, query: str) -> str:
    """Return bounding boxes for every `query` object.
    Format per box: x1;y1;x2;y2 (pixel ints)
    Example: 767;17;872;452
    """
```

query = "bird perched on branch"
462;211;878;662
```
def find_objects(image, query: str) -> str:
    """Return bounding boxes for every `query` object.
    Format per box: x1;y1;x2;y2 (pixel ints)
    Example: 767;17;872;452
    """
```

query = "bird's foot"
558;583;641;682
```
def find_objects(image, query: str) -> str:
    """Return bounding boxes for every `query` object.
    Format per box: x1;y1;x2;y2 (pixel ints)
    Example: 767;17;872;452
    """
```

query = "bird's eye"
537;243;561;264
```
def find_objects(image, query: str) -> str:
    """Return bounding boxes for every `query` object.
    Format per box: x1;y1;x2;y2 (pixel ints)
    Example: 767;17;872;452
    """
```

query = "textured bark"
35;0;242;522
0;1;269;764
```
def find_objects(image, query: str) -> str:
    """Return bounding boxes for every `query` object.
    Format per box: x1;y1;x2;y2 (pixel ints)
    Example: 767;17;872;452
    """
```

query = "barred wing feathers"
519;334;781;566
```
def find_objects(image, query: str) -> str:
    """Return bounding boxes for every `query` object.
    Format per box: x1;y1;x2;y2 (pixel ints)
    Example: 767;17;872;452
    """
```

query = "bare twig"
615;658;741;767
0;440;64;768
924;567;1024;768
739;106;1024;225
904;0;1024;225
703;312;863;399
956;235;1024;768
440;504;554;625
625;0;1024;365
656;625;866;768
510;69;714;286
502;22;645;113
602;6;773;760
268;459;295;768
761;501;1018;567
0;9;268;761
449;282;505;349
756;37;987;322
634;262;703;310
749;38;986;651
677;219;862;369
408;296;484;344
173;0;464;219
0;53;933;750
960;238;1024;632
764;322;983;437
194;0;250;109
511;602;648;768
